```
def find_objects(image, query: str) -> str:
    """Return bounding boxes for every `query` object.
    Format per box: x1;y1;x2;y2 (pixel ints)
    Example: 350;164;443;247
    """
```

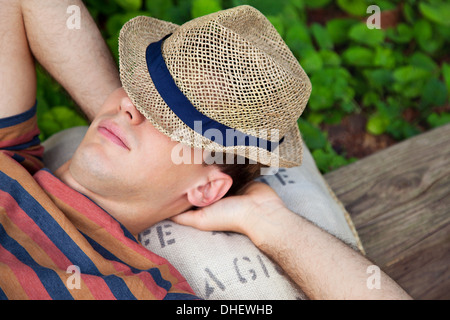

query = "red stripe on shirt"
0;244;51;300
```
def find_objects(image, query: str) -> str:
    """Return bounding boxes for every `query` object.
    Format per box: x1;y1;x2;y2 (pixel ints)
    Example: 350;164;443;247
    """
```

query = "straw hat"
118;5;311;168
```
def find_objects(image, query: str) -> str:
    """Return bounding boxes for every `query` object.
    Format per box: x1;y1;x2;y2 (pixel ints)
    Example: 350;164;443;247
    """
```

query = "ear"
186;169;233;207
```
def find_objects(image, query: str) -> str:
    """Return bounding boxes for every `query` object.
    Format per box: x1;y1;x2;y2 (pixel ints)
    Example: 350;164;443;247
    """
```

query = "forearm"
247;208;412;300
21;0;121;120
171;182;412;300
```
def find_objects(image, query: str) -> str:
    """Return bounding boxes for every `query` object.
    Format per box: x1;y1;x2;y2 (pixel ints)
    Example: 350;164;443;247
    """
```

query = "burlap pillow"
43;126;363;300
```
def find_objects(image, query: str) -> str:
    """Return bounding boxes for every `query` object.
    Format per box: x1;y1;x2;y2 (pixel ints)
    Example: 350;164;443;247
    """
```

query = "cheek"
134;148;202;193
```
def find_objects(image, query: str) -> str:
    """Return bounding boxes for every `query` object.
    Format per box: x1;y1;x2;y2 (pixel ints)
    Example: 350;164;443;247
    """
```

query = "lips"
98;120;130;150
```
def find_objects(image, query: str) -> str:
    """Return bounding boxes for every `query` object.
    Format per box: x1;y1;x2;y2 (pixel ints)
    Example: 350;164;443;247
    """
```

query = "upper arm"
0;0;37;118
21;0;121;120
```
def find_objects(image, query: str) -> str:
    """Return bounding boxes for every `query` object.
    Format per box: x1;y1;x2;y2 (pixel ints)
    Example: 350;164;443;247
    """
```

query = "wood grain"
324;123;450;299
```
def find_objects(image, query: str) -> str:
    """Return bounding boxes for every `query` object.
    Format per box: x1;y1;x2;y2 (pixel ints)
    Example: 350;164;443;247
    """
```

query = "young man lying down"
0;0;410;300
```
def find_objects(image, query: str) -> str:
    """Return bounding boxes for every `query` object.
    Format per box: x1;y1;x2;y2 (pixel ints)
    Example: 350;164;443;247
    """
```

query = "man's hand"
172;181;287;245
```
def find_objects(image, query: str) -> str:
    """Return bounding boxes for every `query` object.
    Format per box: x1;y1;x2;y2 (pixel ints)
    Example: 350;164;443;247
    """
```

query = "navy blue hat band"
145;34;284;152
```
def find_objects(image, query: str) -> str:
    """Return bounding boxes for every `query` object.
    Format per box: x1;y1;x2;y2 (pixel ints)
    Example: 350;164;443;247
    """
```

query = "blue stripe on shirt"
164;292;199;300
0;287;8;300
0;224;73;300
1;135;41;151
0;171;136;300
0;103;37;129
82;232;172;292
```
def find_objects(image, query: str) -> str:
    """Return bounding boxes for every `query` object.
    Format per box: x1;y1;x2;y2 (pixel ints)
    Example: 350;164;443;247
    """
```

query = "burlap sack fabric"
118;5;312;168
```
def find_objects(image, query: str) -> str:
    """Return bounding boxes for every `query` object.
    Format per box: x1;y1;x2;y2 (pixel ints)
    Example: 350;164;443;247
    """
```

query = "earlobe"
186;172;232;207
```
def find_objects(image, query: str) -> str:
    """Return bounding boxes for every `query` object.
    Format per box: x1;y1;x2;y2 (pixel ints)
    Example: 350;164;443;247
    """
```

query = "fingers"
170;209;209;230
171;206;238;233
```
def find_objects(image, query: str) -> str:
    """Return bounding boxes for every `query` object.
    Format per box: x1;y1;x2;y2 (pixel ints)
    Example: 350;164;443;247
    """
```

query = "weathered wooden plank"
324;123;450;299
383;222;450;299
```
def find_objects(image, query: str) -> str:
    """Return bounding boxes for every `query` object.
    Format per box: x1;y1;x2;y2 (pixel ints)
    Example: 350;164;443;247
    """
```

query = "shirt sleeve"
0;103;44;174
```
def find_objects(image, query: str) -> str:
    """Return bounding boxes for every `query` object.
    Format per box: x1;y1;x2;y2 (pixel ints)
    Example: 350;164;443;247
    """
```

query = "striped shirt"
0;105;197;300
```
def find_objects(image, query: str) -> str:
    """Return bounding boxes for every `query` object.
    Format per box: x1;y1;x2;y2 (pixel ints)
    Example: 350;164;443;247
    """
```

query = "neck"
54;161;191;235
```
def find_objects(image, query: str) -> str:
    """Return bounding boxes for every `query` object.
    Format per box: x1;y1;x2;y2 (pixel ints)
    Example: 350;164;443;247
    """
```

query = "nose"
118;97;145;125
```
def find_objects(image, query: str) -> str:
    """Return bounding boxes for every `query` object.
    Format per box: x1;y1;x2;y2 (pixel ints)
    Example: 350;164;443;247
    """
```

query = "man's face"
67;87;210;232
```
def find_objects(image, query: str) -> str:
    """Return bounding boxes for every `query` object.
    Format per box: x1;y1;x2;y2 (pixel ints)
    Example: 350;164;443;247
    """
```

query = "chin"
70;143;114;186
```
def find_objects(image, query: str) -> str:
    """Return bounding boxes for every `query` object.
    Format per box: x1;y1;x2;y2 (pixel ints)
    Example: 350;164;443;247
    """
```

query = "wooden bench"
323;123;450;299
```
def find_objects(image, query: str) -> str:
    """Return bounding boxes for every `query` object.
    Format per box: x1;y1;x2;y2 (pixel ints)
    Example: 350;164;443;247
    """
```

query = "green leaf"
342;46;375;67
421;78;448;108
386;23;413;44
373;47;395;69
375;0;396;11
164;1;191;25
326;18;357;45
337;0;368;17
299;50;323;74
145;0;174;20
285;22;313;57
312;148;331;173
115;0;142;11
427;112;450;128
435;22;450;39
38;106;88;139
311;23;333;50
319;50;341;67
409;52;439;73
308;85;334;111
267;15;285;38
332;76;354;102
340;99;357;113
362;91;379;107
106;12;143;36
413;19;443;54
288;0;305;12
191;0;222;18
363;69;394;91
306;112;325;126
308;68;352;110
402;3;416;24
393;65;431;83
392;81;425;99
305;0;332;9
312;143;352;173
367;112;390;135
380;97;402;118
298;118;327;149
84;0;119;15
413;19;432;43
348;23;385;47
442;63;450;95
386;118;420;140
419;2;450;26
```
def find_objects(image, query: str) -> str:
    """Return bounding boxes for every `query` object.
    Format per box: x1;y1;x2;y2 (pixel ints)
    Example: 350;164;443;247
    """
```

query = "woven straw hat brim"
119;13;306;168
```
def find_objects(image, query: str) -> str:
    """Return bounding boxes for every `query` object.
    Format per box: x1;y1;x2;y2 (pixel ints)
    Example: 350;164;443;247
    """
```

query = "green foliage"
38;107;88;140
191;0;222;18
36;67;88;141
312;143;357;173
36;0;450;174
418;2;450;26
115;0;143;11
337;0;369;17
